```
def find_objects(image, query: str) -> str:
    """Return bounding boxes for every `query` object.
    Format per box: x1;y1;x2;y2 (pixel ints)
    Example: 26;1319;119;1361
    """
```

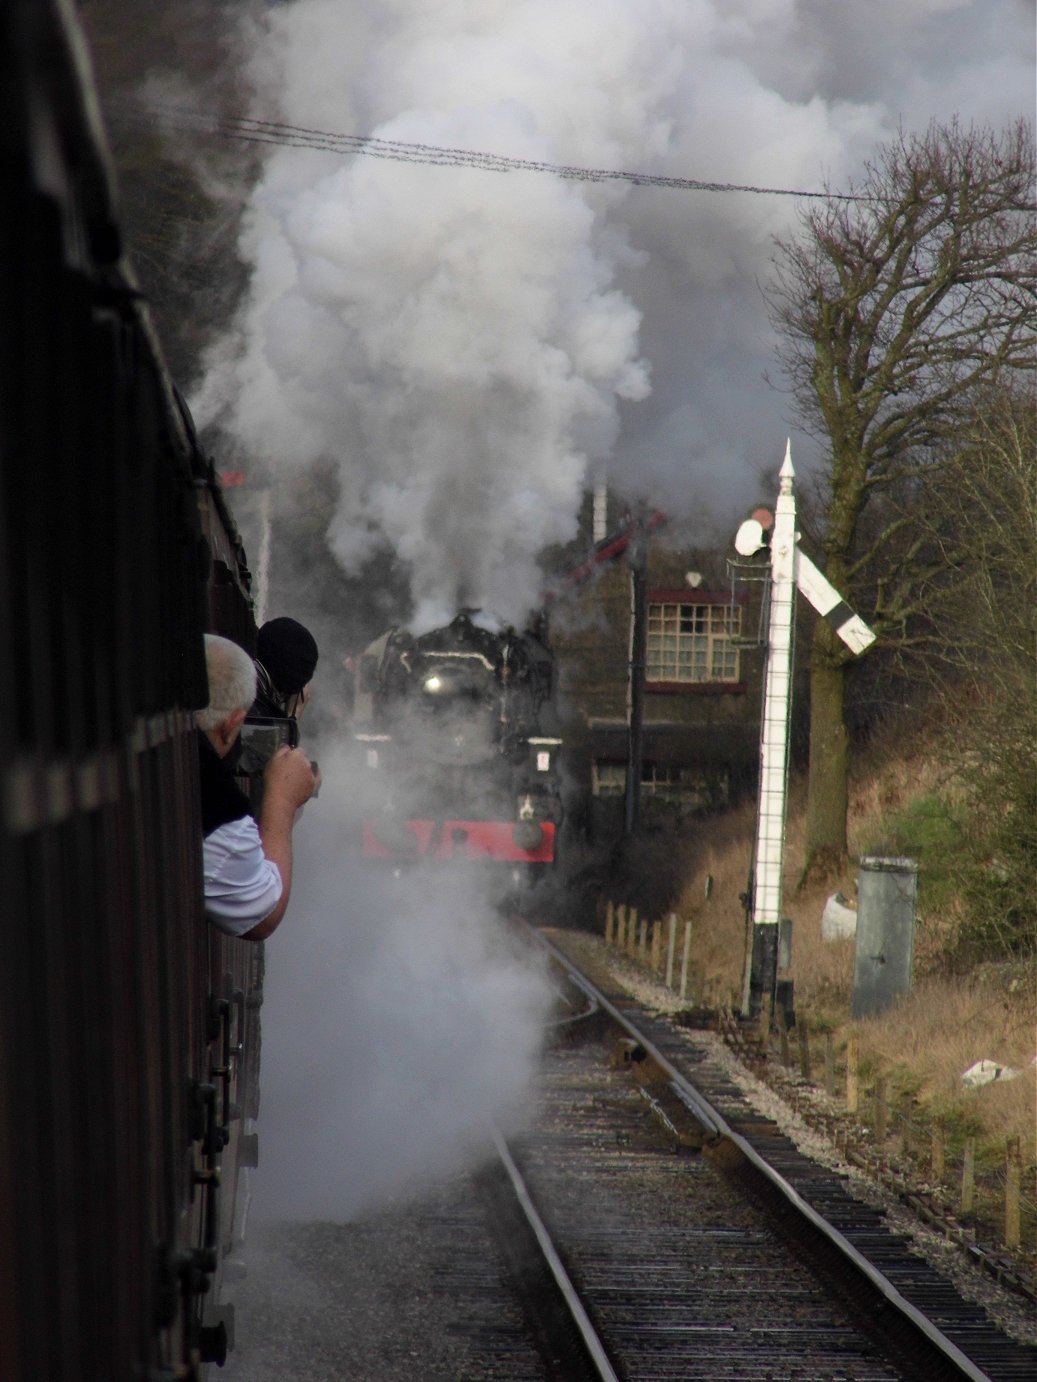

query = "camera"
237;715;300;776
235;716;319;807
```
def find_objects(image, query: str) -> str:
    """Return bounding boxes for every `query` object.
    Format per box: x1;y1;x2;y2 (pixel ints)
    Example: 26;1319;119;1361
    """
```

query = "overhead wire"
143;106;870;202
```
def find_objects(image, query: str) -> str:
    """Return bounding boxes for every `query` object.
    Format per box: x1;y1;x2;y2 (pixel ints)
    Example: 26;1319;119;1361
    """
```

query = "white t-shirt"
202;816;283;937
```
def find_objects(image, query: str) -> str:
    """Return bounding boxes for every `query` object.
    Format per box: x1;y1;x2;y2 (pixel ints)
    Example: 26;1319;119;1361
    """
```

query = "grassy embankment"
666;723;1036;1259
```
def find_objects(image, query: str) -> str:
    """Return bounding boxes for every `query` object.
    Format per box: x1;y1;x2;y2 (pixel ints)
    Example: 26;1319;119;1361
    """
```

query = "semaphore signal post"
735;442;875;1018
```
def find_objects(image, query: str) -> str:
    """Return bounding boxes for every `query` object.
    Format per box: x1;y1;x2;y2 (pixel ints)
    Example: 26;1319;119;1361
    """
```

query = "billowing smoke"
193;1;1029;623
196;1;673;626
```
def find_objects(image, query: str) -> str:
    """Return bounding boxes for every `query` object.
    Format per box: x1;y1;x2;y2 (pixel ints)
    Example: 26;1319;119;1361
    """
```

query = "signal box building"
547;515;769;841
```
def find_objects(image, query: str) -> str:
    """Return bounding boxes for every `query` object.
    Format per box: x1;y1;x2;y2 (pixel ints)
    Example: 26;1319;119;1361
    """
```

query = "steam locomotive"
353;611;564;866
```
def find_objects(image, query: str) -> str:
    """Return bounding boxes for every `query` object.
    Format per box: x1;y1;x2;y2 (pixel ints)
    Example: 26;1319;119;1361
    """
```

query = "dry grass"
665;741;1036;1251
666;783;866;1014
855;972;1036;1134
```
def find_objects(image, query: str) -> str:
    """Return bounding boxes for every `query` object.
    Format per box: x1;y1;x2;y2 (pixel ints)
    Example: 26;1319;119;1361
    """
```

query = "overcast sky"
194;0;1034;628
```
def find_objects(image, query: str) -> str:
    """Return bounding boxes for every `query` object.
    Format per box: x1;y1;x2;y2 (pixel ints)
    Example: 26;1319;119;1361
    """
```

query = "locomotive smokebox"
353;609;563;867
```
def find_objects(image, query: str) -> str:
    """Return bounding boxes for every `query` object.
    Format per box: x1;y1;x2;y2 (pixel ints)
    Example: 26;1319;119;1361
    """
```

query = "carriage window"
645;602;741;684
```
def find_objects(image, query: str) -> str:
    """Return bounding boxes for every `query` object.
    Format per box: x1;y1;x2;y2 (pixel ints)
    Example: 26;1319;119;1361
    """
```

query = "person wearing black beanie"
255;617;319;718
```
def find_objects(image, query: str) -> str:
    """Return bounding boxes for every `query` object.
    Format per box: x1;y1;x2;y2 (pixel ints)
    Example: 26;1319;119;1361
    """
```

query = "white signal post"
735;441;875;1017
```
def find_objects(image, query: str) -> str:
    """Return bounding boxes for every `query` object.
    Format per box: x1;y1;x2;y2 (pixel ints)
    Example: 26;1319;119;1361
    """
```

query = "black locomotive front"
354;612;563;863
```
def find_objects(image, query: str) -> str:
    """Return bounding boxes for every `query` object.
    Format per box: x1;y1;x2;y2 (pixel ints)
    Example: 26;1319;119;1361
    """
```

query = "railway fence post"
665;914;677;989
650;920;662;971
824;1032;836;1098
776;1004;792;1068
638;916;648;962
896;1112;911;1161
1005;1138;1022;1249
931;1120;946;1180
797;1018;812;1081
605;900;615;947
874;1076;888;1147
679;920;692;999
758;994;774;1047
846;1037;860;1115
961;1137;976;1215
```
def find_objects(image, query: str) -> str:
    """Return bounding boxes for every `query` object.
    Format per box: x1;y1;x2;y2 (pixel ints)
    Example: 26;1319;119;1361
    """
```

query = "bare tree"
916;384;1036;960
766;120;1036;873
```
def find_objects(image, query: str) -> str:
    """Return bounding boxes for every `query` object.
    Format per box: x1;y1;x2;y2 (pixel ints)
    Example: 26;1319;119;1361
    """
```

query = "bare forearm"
243;746;315;940
248;796;297;939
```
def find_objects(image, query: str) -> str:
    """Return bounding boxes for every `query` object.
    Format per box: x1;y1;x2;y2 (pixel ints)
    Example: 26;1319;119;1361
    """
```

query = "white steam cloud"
250;743;553;1220
194;0;1030;623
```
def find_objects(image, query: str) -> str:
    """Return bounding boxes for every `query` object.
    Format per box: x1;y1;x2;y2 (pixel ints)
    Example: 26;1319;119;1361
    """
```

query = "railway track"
222;922;1034;1379
472;923;1036;1381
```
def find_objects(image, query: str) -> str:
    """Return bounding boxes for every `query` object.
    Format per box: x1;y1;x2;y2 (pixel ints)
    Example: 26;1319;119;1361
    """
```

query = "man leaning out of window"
195;633;316;940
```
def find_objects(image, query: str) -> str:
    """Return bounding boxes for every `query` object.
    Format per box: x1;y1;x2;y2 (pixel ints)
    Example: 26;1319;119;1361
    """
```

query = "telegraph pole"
624;513;647;838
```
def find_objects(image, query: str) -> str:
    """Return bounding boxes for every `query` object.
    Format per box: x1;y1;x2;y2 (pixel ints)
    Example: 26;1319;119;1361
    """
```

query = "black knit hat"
257;617;319;695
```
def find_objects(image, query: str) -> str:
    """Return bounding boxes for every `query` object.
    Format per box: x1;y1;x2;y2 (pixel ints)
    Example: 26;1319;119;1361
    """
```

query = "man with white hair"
196;633;316;940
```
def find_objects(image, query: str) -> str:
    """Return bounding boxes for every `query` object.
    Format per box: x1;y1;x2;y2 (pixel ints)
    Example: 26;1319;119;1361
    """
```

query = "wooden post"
615;904;626;951
777;1005;791;1067
679;919;692;999
845;1037;859;1115
961;1137;975;1215
758;993;773;1047
824;1032;835;1098
651;920;662;971
1005;1138;1022;1249
797;1018;812;1081
605;900;615;946
931;1120;945;1181
874;1076;887;1145
665;913;677;988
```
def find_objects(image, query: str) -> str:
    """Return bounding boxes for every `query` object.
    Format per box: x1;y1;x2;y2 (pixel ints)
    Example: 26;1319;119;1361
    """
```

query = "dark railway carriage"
354;612;564;866
2;5;262;1377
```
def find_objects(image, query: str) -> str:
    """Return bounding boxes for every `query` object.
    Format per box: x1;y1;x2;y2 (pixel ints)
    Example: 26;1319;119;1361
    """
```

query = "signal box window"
646;601;741;684
592;761;627;797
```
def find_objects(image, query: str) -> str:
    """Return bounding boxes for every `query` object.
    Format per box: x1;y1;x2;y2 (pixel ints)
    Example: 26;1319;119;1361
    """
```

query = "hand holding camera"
264;744;318;809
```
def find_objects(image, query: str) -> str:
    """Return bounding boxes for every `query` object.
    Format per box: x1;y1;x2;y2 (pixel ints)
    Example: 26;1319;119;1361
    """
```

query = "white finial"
779;439;794;481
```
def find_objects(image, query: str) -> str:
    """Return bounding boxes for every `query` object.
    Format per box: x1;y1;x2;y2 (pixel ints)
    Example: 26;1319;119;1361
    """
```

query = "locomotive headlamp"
420;664;486;701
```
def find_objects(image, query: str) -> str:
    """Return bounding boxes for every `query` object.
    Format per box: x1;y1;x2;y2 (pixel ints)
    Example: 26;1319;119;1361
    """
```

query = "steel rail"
489;1126;621;1381
532;926;994;1382
544;968;600;1030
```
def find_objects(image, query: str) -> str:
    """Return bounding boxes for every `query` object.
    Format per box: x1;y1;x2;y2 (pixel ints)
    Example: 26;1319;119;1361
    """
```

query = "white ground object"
821;892;858;941
960;1059;1025;1088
